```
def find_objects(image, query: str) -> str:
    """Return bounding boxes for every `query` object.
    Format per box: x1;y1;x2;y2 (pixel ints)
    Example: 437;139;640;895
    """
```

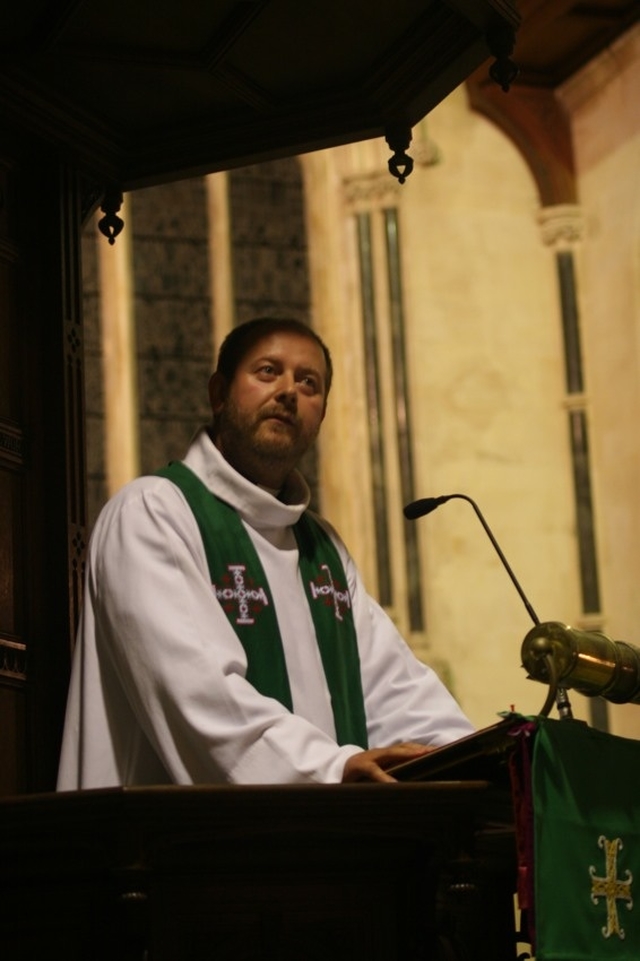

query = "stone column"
343;170;426;638
538;203;607;730
97;194;140;498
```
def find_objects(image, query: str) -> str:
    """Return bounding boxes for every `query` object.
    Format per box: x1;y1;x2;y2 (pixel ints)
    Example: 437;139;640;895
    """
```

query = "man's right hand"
342;743;434;783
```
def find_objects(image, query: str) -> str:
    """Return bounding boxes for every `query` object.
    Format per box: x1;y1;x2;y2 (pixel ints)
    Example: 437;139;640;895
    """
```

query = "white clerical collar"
259;485;281;497
183;427;311;531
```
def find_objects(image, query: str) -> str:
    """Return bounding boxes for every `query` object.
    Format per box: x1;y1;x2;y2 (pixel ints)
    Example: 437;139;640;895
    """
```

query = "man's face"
210;331;328;488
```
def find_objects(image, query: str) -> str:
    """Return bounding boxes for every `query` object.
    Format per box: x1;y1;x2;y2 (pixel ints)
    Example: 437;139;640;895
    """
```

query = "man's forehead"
243;331;326;371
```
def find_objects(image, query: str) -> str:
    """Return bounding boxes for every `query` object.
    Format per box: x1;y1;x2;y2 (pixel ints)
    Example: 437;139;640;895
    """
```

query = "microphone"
404;493;540;626
405;492;572;718
406;493;640;710
403;495;454;521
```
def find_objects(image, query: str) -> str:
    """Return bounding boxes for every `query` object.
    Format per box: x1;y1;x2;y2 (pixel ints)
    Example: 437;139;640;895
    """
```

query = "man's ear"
208;372;228;415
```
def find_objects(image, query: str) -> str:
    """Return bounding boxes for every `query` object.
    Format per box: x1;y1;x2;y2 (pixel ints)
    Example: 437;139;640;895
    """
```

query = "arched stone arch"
466;67;577;205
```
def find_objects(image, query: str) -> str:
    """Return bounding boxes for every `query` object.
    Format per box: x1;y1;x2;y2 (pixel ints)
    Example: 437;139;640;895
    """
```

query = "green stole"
155;461;368;748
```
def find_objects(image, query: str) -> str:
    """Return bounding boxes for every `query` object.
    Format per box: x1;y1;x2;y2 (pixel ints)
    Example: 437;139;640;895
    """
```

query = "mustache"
259;405;298;425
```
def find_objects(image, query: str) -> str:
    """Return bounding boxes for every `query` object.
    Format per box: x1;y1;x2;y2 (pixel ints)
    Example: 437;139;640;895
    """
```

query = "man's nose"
275;375;297;406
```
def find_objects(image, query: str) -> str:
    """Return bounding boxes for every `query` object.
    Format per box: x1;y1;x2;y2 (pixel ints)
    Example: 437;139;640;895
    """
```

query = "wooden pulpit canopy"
0;0;521;190
0;1;636;191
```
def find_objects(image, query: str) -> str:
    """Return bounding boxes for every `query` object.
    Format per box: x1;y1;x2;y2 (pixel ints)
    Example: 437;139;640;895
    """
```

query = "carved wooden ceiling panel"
0;0;636;188
514;0;639;85
0;0;519;186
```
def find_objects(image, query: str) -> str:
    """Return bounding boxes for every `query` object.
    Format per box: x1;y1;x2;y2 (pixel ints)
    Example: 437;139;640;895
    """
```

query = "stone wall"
81;222;107;526
130;178;213;477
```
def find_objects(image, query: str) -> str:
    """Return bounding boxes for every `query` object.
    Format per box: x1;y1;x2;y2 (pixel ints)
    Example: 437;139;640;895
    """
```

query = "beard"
213;396;320;485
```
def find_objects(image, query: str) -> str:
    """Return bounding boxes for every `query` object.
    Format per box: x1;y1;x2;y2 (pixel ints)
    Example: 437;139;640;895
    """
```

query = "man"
57;318;473;789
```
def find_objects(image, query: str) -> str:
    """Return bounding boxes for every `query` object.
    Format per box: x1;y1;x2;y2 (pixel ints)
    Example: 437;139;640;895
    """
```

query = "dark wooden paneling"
0;686;26;795
0;140;27;796
0;262;21;419
0;446;23;638
0;127;85;795
0;0;520;189
0;783;517;961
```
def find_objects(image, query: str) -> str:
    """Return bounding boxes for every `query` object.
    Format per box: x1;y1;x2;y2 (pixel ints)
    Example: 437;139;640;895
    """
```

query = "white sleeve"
357;593;476;749
79;479;360;786
315;518;475;748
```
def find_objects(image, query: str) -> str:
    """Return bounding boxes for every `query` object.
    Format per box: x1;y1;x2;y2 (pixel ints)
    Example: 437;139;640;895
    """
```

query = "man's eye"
300;376;319;392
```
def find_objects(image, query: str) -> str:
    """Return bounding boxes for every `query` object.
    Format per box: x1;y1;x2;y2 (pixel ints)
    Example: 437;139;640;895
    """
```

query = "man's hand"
342;743;434;783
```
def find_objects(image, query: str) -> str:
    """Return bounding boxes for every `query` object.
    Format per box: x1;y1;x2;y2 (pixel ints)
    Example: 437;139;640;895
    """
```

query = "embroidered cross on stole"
156;461;368;748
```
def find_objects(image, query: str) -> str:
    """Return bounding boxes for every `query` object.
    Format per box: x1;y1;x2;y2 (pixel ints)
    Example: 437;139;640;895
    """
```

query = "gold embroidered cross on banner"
589;835;633;939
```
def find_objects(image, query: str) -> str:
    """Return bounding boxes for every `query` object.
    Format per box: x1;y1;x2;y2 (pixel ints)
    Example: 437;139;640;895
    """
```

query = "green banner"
532;718;640;960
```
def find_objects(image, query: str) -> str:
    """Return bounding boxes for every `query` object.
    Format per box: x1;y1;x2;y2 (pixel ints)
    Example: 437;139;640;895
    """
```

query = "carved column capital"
537;204;584;249
343;172;401;213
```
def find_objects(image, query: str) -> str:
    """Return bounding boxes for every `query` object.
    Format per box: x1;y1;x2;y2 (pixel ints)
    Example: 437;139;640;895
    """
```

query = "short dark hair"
215;317;333;395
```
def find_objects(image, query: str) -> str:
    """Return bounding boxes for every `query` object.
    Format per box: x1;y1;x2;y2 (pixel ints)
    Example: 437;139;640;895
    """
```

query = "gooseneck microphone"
404;492;575;718
406;492;640;712
404;493;540;627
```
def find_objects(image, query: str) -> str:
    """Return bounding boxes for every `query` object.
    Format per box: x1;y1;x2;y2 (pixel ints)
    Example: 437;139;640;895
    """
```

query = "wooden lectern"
0;727;518;961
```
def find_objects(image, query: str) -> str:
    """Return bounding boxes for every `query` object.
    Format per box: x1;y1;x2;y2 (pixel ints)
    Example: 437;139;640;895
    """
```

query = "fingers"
382;742;434;763
342;755;397;783
341;743;434;783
